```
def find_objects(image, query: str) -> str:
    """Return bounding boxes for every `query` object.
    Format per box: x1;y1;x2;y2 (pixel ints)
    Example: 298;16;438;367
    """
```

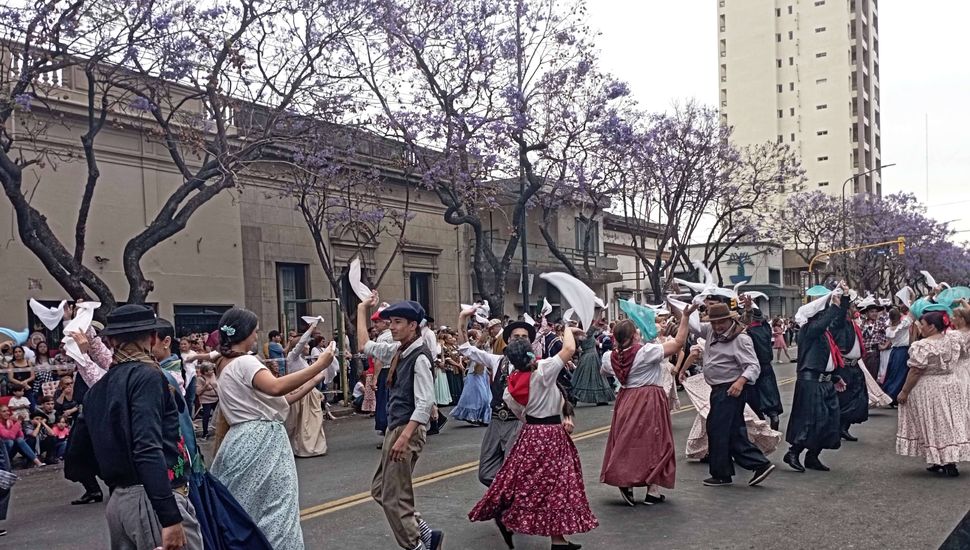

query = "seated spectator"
0;405;44;468
54;376;79;424
46;416;71;461
352;371;366;412
31;397;58;464
7;388;30;422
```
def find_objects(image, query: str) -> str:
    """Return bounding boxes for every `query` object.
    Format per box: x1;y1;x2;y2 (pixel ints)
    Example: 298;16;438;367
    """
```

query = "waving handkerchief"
540;272;596;331
563;308;576;323
301;316;325;326
61;301;102;365
30;299;67;330
348;258;373;302
619;299;658;342
541;298;552;318
523;313;536;326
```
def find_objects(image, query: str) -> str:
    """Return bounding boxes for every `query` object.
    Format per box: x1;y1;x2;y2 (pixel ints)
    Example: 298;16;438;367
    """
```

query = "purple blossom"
13;93;32;111
129;96;152;111
605;80;630;100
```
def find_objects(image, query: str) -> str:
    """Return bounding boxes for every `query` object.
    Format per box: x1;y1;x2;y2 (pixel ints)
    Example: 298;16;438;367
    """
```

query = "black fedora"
502;321;536;344
101;304;166;337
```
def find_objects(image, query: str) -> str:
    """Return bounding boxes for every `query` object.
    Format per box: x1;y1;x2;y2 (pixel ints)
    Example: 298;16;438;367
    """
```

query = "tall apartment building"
718;0;882;198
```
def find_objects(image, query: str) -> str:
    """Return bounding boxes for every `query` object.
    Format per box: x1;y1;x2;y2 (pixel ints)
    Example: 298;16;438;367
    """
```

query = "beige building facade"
719;0;882;198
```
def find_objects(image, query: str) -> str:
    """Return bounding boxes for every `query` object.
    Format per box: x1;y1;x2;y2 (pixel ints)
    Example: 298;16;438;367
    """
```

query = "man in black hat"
830;298;871;442
356;293;443;550
66;304;202;550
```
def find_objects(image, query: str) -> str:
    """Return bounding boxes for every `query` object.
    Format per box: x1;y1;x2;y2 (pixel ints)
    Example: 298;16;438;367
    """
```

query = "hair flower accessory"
221;325;236;336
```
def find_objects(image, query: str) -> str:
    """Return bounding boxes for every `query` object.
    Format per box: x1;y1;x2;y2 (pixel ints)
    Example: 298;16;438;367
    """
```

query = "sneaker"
748;464;776;486
0;529;7;536
703;477;733;487
618;487;636;507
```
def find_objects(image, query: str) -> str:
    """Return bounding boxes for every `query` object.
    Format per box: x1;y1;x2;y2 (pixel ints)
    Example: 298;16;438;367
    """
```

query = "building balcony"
480;237;621;285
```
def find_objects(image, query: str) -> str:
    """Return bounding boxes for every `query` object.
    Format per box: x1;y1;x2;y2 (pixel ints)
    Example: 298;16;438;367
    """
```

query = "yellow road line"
299;376;797;521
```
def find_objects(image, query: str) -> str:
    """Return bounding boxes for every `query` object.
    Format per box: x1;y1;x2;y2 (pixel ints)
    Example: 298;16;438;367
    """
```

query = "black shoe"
749;464;776;486
944;464;960;477
703;477;733;486
436;414;448;431
551;542;582;550
805;455;830;472
71;492;104;505
643;493;666;505
840;428;858;442
769;415;780;431
783;451;805;473
430;529;444;550
0;529;6;536
927;464;945;474
618;487;636;506
495;518;514;549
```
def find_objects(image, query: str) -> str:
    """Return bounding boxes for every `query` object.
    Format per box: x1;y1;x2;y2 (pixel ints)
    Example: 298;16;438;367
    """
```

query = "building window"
777;135;784;143
769;269;782;285
575;217;600;254
174;305;232;338
790;133;795;142
817;129;828;135
816;52;827;58
815;26;826;32
818;181;830;187
789;31;793;39
815;0;825;5
777;84;783;93
816;104;828;110
409;273;433;318
816;77;828;84
277;263;309;332
790;107;795;115
776;7;781;16
776;33;781;42
817;156;829;161
788;5;793;14
778;110;783;118
777;59;782;68
790;82;795;91
789;56;794;65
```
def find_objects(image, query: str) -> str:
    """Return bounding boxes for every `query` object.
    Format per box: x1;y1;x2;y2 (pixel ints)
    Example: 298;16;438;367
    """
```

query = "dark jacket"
796;304;845;380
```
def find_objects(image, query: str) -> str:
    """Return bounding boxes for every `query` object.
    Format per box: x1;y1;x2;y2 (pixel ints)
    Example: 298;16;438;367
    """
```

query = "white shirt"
457;342;503;378
503;355;566;419
217;355;290;425
376;330;394;370
363;338;435;425
353;381;365;399
886;318;912;348
600;344;665;388
845;321;862;360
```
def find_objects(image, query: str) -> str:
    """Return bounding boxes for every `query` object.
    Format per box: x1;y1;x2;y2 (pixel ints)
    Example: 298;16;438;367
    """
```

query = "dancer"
570;321;615;406
357;293;443;550
372;306;393;448
454;308;537;488
599;303;694;506
784;288;846;473
210;307;336;550
950;303;970;386
831;297;870;442
688;303;775;487
882;308;913;403
468;325;597;550
861;301;889;379
742;297;784;430
450;338;492;426
896;308;970;476
284;320;334;457
771;318;793;363
66;304;203;550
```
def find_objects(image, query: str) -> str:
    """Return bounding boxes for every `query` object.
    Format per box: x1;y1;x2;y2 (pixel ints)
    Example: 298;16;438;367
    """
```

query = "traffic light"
897;236;906;255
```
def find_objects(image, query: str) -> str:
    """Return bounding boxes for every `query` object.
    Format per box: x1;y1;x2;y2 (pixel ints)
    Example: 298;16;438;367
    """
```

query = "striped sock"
418;519;433;549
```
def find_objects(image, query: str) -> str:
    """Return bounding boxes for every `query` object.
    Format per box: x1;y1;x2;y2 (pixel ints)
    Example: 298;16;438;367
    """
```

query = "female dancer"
882;308;913;404
570;324;615;405
209;308;336;550
469;326;597;550
284;320;334;457
896;309;970;476
772;318;792;363
451;330;492;426
599;304;694;506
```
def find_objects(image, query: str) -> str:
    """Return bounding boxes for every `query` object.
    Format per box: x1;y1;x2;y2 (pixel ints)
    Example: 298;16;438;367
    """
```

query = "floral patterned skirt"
468;423;598;536
896;373;970;464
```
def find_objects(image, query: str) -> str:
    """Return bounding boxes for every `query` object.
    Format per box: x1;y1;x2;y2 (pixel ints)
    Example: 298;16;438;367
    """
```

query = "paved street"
4;361;968;549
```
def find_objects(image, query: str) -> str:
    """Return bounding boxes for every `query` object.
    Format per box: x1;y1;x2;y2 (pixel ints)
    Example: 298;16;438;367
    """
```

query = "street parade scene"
1;0;969;549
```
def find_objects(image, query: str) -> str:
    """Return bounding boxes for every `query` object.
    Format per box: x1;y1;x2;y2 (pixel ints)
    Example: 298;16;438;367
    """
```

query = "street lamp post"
840;163;896;278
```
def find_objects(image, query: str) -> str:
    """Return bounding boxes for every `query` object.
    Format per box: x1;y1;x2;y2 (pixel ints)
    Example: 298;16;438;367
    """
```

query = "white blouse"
886;318;912;348
503;355;565;419
600;344;665;388
217;355;290;425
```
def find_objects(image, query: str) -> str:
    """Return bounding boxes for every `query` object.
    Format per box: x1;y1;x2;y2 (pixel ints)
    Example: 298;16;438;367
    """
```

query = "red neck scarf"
852;323;865;350
824;330;845;369
507;370;532;405
611;344;642;385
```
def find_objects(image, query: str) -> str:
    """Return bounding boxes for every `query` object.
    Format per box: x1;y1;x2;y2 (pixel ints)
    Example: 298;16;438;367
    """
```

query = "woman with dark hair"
469;325;597;550
882;307;913;403
6;346;35;404
208;307;337;550
599;305;694;506
896;308;970;477
32;341;56;400
948;302;970;387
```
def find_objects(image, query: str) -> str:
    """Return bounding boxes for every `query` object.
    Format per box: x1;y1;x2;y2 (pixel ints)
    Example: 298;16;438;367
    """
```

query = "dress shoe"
840;428;858;442
495;518;514;549
769;415;780;431
702;477;733;486
429;529;444;550
944;464;960;477
436;414;448;431
749;464;776;486
618;487;636;506
71;492;104;505
643;493;666;505
783;451;805;472
804;454;830;472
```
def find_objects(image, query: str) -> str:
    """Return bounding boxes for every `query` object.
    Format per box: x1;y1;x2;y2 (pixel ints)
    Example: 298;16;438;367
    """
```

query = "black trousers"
707;383;771;480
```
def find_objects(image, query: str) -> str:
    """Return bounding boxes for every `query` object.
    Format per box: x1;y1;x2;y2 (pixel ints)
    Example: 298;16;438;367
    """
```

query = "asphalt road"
3;361;968;549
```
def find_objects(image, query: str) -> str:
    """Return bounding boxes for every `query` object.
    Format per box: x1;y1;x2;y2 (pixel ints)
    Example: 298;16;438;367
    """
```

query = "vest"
387;343;433;430
490;357;514;415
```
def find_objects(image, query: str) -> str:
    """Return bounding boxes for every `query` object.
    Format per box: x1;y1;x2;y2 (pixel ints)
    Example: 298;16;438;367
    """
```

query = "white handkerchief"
541;272;595;331
541;298;552;318
523;313;536;326
348;258;373;302
301;316;325;326
30;298;67;330
61;301;102;366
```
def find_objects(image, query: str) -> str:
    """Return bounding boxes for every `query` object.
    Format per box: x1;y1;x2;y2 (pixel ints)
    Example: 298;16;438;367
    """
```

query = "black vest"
387;343;433;430
490;357;513;413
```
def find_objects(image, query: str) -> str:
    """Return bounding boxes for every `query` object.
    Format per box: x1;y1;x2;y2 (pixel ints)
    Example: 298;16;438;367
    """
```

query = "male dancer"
831;297;870;442
372;306;393;449
358;293;443;550
739;295;784;430
784;287;846;472
691;303;775;487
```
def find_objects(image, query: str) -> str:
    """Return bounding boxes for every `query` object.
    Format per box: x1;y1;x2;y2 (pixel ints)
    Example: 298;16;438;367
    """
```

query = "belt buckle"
819;373;832;382
496;408;511;421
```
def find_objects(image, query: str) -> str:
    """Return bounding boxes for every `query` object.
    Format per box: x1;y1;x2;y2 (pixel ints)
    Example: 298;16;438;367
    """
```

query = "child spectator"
196;362;219;439
352;371;366;412
8;387;30;422
47;416;71;461
31;397;58;464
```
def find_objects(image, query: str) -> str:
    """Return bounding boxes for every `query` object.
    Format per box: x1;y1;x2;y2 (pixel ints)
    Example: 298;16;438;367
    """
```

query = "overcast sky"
587;1;970;240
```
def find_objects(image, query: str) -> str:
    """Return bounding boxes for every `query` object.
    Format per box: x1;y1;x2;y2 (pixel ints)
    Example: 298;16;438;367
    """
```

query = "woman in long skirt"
882;309;913;403
451;359;491;425
469;327;596;550
284;322;335;457
599;308;692;506
949;305;970;386
569;327;615;405
896;310;970;476
209;308;336;550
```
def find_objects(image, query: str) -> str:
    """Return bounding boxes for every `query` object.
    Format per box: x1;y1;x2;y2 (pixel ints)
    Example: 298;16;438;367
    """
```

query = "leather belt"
492;407;516;421
797;371;833;383
525;414;561;425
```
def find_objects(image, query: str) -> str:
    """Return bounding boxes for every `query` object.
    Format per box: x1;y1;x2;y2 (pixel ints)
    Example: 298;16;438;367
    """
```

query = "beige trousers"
371;423;428;549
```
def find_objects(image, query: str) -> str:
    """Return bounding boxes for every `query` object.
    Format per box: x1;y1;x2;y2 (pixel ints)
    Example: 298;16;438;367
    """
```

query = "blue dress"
451;369;492;425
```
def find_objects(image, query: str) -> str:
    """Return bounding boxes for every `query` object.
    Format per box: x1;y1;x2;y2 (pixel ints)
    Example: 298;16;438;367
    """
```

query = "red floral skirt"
468;423;599;536
600;385;675;488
